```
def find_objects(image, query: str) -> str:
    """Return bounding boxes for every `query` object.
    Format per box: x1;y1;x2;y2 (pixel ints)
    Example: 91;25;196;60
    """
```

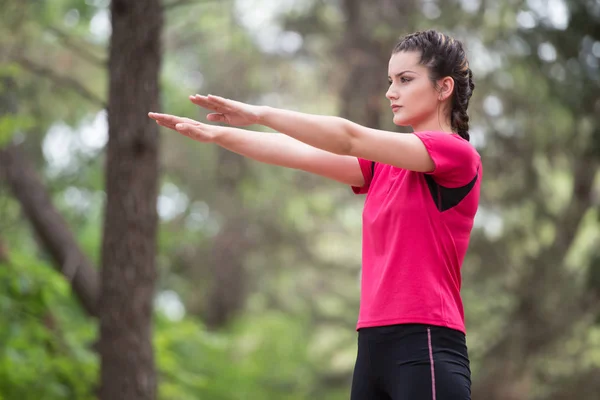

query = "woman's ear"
438;77;455;101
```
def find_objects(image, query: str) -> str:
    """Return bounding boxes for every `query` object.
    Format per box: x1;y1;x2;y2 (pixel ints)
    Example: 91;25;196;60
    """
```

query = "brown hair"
393;30;474;141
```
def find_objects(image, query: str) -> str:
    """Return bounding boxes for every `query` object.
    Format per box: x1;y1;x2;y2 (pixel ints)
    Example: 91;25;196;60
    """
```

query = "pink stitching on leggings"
427;327;437;400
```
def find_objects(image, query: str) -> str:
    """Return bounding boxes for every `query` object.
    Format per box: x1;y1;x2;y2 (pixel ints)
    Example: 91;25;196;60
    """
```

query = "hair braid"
451;68;475;141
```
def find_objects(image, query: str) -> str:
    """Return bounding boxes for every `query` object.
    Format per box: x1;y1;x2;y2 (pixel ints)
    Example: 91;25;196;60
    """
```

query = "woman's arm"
258;107;435;173
148;112;365;186
215;128;365;186
189;95;435;173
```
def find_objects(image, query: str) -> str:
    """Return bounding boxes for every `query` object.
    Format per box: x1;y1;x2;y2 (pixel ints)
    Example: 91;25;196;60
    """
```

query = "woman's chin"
392;116;411;127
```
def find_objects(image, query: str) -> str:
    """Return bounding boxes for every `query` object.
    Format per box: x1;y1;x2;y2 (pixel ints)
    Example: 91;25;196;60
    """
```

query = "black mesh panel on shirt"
424;169;478;212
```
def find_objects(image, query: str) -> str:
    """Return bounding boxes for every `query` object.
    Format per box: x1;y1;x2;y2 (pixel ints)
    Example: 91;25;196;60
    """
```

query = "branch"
0;142;99;317
17;56;106;109
46;26;107;67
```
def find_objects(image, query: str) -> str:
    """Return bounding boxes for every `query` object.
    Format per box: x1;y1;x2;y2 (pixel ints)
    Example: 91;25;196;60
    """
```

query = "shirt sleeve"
351;158;374;194
413;132;480;187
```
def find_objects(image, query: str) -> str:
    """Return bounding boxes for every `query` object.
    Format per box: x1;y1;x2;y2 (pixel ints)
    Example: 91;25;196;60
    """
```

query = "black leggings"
350;324;471;400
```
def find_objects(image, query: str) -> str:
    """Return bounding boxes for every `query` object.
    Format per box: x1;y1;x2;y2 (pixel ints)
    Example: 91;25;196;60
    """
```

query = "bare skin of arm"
148;112;365;187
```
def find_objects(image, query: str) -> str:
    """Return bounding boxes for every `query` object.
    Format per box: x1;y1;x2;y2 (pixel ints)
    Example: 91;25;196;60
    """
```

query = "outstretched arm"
148;112;365;187
216;129;365;186
259;107;435;172
191;94;435;173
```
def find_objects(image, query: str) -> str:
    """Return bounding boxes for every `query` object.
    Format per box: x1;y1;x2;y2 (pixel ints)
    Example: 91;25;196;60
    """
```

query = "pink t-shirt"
352;131;481;334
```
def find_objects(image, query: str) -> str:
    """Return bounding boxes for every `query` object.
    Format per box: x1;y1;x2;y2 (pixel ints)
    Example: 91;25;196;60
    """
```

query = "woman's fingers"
148;111;219;142
189;95;227;112
149;112;199;127
190;94;237;114
156;120;176;130
149;112;177;125
149;113;202;138
207;95;239;113
175;123;189;133
148;112;184;123
149;112;181;122
156;120;191;138
189;95;217;111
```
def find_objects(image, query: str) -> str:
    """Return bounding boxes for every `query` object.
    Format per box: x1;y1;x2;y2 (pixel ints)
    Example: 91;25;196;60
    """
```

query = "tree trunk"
98;0;162;399
338;0;416;128
204;148;253;329
0;143;100;316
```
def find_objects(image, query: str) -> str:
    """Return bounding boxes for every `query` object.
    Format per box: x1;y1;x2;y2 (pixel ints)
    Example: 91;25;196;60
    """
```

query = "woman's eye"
401;77;411;83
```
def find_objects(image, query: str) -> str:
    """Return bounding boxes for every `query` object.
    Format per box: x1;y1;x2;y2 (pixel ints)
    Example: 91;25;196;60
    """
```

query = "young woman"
150;29;480;400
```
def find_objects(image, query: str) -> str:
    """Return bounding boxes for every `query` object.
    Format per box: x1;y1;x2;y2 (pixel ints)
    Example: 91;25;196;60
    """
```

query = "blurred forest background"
0;0;599;399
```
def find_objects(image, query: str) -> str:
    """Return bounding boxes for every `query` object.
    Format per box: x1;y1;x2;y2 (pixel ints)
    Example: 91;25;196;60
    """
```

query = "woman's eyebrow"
388;70;418;79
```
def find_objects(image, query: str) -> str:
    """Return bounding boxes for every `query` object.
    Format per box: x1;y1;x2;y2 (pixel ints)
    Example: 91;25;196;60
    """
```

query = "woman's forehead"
388;51;424;74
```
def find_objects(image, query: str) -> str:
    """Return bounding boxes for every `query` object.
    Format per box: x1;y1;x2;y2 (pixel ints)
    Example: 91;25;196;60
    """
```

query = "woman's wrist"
256;105;273;126
212;125;232;144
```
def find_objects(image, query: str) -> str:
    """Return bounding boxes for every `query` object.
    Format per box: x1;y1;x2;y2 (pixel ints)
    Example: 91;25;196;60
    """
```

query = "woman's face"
386;51;452;132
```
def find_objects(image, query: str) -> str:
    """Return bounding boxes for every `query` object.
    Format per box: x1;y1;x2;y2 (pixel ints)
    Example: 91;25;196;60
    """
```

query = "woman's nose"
386;86;398;101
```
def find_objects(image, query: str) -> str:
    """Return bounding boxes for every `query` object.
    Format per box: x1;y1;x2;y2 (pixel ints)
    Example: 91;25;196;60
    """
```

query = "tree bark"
97;0;163;399
205;215;252;329
338;0;417;128
204;148;253;329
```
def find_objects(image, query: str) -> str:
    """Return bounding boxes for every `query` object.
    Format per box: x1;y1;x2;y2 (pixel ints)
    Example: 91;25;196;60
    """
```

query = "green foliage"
0;251;97;400
0;114;34;146
155;311;343;400
0;243;349;400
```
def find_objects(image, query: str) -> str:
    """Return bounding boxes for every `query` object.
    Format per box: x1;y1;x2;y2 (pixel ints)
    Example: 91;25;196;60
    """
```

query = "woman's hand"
148;112;222;142
190;94;264;126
